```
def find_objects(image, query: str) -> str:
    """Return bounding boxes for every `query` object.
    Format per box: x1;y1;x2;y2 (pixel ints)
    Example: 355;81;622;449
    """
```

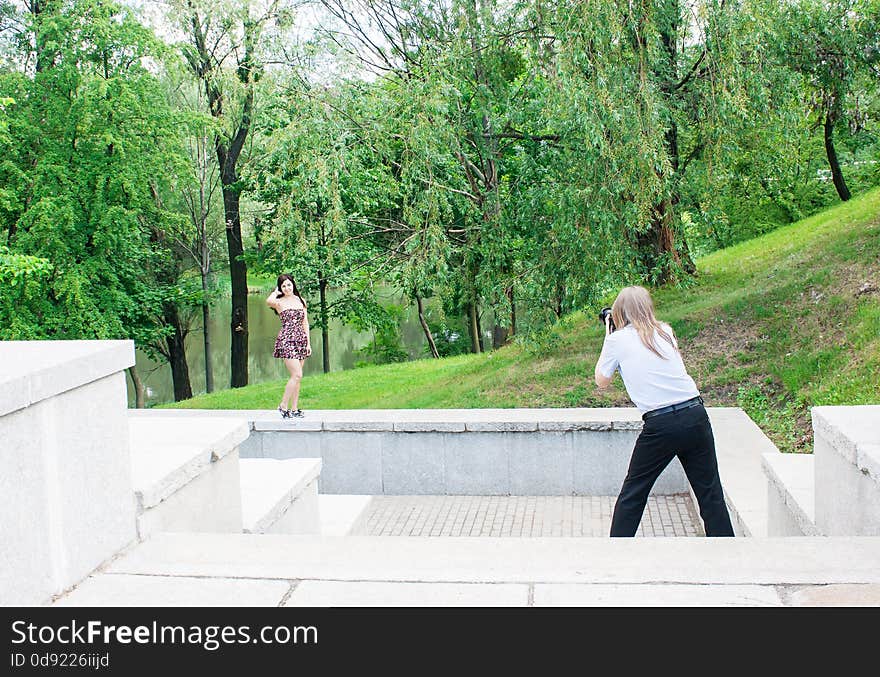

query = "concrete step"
318;495;373;536
239;458;322;534
762;452;819;536
128;416;249;538
52;532;880;607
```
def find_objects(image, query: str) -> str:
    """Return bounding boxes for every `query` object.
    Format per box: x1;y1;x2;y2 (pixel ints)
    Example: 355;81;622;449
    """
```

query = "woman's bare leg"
280;358;303;411
289;359;305;411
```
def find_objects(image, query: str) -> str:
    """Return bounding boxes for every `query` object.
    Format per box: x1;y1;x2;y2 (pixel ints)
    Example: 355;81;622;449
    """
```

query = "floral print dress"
273;308;309;359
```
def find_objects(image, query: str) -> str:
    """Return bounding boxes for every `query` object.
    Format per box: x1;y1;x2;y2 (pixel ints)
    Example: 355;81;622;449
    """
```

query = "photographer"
594;286;734;537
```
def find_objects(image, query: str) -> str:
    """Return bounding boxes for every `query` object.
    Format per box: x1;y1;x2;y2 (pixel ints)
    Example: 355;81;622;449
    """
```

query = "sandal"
278;406;290;419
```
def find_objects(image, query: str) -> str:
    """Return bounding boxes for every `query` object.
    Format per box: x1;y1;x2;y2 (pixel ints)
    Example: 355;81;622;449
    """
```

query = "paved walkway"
353;494;704;537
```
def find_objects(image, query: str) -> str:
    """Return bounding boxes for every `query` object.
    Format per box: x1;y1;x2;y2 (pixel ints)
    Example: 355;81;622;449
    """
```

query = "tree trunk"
491;286;516;348
186;9;256;389
633;1;695;283
201;294;214;394
222;183;249;388
416;295;440;358
127;366;146;409
200;209;214;392
824;112;851;201
319;275;330;373
164;303;193;402
509;286;516;337
468;303;481;354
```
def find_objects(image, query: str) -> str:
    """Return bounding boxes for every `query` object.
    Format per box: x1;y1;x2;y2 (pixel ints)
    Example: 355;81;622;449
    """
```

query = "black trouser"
610;403;735;537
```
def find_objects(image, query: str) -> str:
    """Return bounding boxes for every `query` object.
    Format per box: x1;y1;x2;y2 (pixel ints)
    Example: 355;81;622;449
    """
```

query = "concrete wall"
0;341;137;606
135;451;244;539
814;406;880;536
762;453;820;537
244;427;689;496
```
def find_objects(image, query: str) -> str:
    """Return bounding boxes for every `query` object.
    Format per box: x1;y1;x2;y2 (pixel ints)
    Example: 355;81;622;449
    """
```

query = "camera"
599;307;615;332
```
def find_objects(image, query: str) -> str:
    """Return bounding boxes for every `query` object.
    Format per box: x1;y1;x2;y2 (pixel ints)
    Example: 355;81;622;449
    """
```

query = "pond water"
125;288;475;407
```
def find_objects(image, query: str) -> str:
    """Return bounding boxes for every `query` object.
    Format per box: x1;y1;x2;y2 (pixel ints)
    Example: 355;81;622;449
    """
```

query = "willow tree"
247;80;400;372
319;0;551;350
553;0;765;284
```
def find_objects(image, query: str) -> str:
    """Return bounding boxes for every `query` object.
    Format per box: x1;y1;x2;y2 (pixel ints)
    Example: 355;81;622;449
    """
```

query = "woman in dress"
266;274;311;418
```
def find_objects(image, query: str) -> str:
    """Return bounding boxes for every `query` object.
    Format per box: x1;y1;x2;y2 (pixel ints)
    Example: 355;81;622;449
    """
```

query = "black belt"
642;396;703;420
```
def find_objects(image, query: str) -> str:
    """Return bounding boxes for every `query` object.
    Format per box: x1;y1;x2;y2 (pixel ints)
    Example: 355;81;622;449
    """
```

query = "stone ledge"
538;421;613;432
0;340;134;416
708;408;780;537
132;408;648;434
324;421;394;432
812;405;880;482
762;452;820;536
253;418;322;432
394;422;467;432
129;417;249;510
465;421;538;432
239;458;322;534
108;532;880;585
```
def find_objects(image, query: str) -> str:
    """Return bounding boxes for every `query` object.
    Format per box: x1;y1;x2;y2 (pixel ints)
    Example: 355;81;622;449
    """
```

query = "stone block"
324;420;394;432
0;340;133;417
237;433;263;459
444;433;509;494
533;583;783;606
394;421;467;432
264;482;320;535
319;432;383;494
239;458;322;534
814;406;880;536
539;421;612;432
465;421;538;432
762;452;819;537
0;404;56;606
136;451;243;538
261;431;323;459
574;430;636;495
1;362;137;606
381;433;446;494
253;418;323;432
507;432;573;495
318;495;373;536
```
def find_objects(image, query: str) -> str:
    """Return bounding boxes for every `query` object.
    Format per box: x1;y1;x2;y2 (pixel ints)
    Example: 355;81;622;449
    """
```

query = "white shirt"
595;323;699;413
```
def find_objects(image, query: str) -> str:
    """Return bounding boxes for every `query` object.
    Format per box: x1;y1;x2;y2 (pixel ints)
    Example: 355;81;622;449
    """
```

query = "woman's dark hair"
276;273;306;308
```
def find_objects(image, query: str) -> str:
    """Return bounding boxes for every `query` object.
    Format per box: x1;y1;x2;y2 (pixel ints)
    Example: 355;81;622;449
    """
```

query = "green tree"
247;79;399;372
781;0;880;202
0;0;195;399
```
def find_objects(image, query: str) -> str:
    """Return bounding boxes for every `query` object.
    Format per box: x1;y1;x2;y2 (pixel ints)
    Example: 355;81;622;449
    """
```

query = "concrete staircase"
128;415;372;540
10;340;878;608
763;406;880;537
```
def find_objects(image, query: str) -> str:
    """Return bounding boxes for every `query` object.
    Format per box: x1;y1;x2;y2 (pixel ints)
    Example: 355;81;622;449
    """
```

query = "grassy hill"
170;187;880;453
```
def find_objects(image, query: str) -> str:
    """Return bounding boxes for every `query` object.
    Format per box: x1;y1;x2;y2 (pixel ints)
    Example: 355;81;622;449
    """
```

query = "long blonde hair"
611;286;676;359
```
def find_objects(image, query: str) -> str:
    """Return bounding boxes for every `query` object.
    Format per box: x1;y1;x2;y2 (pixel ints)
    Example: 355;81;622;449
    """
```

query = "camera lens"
599;307;615;332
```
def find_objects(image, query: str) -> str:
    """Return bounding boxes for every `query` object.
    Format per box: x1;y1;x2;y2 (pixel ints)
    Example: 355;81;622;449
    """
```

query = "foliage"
0;0;190;348
355;305;410;365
